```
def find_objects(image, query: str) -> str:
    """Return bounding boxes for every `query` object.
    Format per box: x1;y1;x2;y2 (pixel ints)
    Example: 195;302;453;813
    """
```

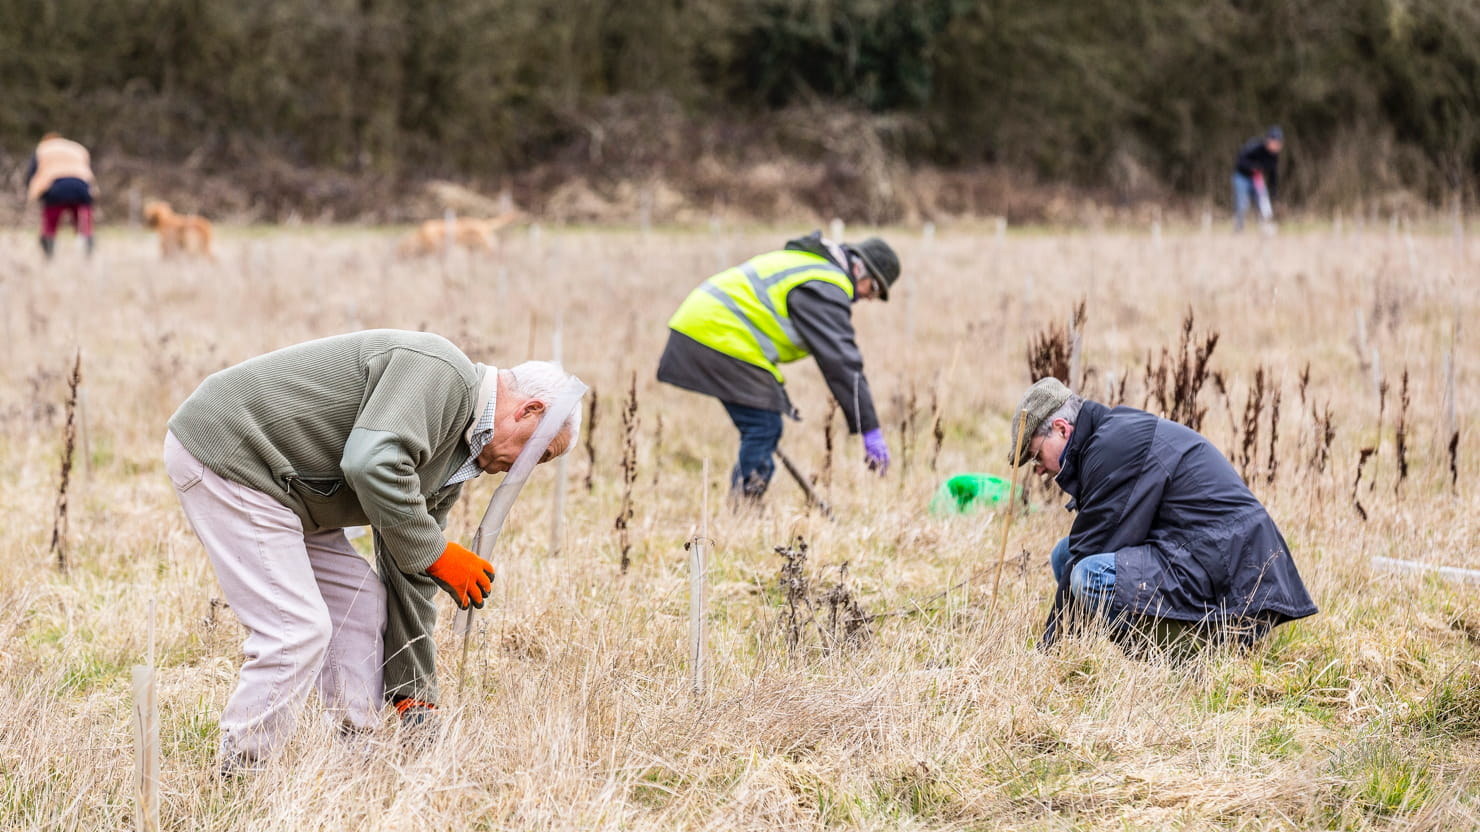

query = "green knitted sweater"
169;329;484;703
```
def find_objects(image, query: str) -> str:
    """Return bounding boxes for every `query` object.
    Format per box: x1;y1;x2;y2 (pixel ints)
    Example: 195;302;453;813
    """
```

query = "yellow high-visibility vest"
668;250;854;383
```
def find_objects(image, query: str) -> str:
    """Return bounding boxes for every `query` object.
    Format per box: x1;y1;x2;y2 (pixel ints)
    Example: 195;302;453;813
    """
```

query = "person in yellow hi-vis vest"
658;230;900;501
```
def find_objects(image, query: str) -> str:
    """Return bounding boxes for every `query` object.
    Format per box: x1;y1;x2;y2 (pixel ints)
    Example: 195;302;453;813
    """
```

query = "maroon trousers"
41;202;93;238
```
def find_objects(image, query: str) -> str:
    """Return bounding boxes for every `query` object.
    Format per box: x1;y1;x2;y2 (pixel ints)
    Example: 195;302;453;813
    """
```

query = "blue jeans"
1050;537;1116;611
722;401;782;498
1232;172;1257;231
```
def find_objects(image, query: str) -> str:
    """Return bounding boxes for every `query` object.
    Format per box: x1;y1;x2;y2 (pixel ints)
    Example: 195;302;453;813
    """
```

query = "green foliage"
1326;741;1435;821
2;0;1477;205
1406;668;1480;739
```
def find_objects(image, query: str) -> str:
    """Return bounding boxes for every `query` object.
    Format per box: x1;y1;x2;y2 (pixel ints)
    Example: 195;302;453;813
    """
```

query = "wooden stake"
133;598;159;832
690;459;708;697
993;410;1028;605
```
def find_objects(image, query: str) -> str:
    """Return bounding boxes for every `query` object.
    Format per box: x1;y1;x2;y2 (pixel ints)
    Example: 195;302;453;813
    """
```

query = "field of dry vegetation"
0;219;1475;830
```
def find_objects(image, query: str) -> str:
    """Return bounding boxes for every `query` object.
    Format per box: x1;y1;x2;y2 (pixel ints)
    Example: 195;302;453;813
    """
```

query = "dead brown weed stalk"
616;373;638;573
48;350;82;572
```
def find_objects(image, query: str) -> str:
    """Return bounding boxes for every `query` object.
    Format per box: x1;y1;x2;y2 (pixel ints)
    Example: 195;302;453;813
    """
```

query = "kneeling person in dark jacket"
1009;378;1317;652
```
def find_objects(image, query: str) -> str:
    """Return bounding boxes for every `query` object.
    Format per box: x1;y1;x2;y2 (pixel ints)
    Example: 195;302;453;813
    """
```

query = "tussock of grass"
0;224;1477;829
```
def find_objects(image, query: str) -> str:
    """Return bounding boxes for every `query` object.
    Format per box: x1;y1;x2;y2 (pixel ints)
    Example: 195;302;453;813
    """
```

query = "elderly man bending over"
1009;378;1316;653
165;330;581;771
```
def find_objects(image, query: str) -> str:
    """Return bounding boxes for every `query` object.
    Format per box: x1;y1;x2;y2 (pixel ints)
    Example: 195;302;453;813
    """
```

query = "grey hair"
1033;394;1085;437
506;360;584;453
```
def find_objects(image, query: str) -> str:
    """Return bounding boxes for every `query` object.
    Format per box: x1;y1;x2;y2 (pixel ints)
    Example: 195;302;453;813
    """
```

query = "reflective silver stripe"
750;262;846;289
701;281;780;365
740;262;809;346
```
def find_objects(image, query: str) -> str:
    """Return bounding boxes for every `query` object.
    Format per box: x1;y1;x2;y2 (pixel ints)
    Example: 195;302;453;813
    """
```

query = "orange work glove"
424;541;495;609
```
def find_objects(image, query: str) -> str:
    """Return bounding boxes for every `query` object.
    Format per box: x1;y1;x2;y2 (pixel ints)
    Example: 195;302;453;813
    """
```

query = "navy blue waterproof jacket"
1041;401;1317;647
1233;138;1280;199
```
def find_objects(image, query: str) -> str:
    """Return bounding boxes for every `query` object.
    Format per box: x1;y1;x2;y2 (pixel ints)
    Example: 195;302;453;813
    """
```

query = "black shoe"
39;236;55;259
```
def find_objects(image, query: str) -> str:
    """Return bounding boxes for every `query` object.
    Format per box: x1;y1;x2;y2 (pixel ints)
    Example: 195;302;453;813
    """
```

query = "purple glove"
862;428;890;475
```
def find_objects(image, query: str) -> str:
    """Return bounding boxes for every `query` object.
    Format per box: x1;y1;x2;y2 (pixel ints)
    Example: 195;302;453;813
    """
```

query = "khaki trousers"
164;431;386;762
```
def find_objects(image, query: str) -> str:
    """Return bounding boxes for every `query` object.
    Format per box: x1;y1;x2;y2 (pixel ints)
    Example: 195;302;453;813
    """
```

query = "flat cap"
1008;377;1072;466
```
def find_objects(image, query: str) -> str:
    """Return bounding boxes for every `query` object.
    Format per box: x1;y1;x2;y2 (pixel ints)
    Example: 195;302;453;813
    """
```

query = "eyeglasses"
1024;439;1045;469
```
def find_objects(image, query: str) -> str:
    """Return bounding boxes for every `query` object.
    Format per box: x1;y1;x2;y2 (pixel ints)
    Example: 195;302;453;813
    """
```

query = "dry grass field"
0;219;1476;830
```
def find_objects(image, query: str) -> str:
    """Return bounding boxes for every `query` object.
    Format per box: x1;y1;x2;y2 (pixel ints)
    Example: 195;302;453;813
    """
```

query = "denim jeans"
1050;536;1116;611
1232;172;1258;231
722;401;783;498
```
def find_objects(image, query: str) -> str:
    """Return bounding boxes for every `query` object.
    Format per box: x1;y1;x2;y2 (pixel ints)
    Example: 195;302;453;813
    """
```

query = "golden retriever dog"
144;200;215;259
397;210;522;258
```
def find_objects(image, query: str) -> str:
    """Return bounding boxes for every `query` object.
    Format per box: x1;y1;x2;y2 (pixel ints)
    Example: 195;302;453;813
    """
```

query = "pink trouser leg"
164;432;385;762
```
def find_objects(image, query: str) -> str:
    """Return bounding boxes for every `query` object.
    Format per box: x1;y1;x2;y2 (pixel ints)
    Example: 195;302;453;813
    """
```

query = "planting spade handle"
775;448;833;519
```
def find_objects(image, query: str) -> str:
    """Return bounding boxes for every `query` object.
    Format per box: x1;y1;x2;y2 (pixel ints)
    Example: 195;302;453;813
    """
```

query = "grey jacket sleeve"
378;483;464;706
788;281;880;434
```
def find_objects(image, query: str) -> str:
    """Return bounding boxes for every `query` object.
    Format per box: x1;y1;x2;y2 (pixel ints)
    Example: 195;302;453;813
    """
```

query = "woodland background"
3;0;1478;223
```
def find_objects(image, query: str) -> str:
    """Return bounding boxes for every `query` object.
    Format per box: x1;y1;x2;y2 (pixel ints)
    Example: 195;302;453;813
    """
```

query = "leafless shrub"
1394;368;1409;495
928;386;944;473
651;413;664;489
1027;308;1074;385
1311;401;1336;474
1367;377;1389;493
1297;362;1311;407
1143;309;1218;431
1027;301;1089;391
1266;378;1282;485
1444;349;1459;491
1353;446;1376;521
777;537;815;655
821;399;837;493
1212;371;1235;442
1238;366;1266;483
25;367;61;426
616;373;637;574
583;387;598;493
899;384;918;476
1449;431;1461;491
820;562;872;652
49;350;82;572
775;536;873;657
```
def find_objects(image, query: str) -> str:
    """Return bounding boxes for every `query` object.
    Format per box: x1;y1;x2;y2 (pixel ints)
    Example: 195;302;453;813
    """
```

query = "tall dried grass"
0;221;1475;830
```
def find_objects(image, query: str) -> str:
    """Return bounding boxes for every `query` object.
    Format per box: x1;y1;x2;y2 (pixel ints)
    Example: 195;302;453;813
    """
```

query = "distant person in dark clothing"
658;231;901;501
24;132;97;258
1008;377;1318;654
1232;126;1283;231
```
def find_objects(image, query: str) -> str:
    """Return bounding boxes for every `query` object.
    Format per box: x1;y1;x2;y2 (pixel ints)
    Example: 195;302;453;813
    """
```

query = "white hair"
506;360;583;453
1033;394;1085;437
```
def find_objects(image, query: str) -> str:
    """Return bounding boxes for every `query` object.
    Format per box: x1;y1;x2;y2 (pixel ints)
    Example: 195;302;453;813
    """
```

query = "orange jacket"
26;137;96;202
